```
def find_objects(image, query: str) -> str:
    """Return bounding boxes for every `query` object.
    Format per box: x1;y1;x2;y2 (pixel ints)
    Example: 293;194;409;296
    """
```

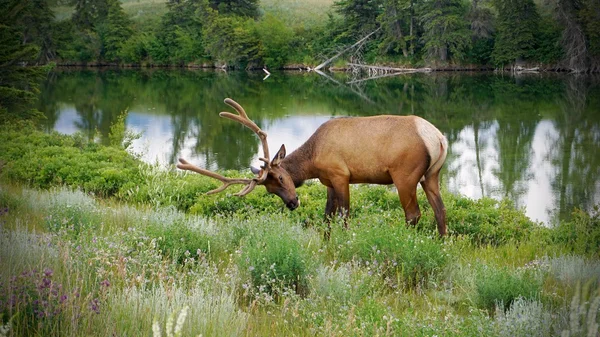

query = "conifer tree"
0;0;49;122
209;0;260;18
98;0;132;61
491;0;540;66
72;0;109;31
419;0;470;62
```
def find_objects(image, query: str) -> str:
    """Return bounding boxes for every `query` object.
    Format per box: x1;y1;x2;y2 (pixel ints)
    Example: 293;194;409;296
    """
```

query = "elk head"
176;98;299;210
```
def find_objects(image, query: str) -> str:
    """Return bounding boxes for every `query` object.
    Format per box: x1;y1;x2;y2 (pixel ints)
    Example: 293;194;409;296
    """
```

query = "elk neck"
280;141;316;187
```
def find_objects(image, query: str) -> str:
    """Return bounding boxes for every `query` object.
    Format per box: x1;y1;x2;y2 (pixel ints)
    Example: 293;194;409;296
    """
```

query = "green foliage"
108;109;139;149
445;196;535;245
98;0;133;62
334;0;382;36
335;221;448;287
419;0;471;62
239;223;310;296
475;265;541;311
202;12;261;66
255;14;294;68
144;216;217;263
552;206;600;257
491;0;540;66
0;124;143;197
209;0;260;18
154;0;205;65
0;0;50;122
119;32;153;64
530;15;563;64
72;0;109;31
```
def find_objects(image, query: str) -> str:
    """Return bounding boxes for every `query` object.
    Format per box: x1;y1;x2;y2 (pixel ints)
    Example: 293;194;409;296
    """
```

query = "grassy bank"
1;123;599;336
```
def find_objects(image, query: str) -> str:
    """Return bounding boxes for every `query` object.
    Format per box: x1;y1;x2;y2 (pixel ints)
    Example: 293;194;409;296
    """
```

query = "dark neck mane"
281;139;316;187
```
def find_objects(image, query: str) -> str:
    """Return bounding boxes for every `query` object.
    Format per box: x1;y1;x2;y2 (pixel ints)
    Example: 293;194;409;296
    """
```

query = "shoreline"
50;61;592;73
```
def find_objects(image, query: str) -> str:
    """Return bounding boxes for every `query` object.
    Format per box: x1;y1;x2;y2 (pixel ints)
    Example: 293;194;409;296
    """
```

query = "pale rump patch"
415;117;448;179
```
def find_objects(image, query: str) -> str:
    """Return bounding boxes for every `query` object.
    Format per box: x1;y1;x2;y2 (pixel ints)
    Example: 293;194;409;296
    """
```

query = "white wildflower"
152;320;161;337
166;312;175;337
175;306;189;336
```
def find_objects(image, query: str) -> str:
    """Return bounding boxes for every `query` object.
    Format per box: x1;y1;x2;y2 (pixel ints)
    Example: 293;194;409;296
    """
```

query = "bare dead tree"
555;0;589;72
314;27;382;71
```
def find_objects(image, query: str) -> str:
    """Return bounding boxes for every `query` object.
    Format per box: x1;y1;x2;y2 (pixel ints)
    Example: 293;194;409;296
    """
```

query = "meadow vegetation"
1;120;599;336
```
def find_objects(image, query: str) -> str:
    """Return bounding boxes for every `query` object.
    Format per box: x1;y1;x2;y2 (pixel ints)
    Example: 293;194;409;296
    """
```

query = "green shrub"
144;217;218;263
335;220;447;287
0;125;143;197
552;206;600;257
43;190;102;238
445;196;537;245
475;266;542;311
239;223;310;297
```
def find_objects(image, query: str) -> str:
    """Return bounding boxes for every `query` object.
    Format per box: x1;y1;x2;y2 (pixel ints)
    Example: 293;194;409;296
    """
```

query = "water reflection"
38;69;600;225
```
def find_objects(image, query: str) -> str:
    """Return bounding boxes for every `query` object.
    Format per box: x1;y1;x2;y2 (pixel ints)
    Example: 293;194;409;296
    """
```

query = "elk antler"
220;98;271;174
176;98;271;196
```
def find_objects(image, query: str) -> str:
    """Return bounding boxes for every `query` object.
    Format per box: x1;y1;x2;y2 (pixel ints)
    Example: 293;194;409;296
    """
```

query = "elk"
177;98;448;236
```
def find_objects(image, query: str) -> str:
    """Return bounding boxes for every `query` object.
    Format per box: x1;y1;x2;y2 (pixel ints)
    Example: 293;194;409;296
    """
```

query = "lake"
38;68;600;225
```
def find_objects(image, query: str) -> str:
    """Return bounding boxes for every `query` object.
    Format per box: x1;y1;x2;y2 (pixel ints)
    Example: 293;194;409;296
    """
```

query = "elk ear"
271;144;286;166
250;166;261;175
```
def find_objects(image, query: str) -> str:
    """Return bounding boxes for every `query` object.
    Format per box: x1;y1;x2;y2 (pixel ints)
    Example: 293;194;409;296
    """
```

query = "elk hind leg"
393;180;421;227
420;171;447;236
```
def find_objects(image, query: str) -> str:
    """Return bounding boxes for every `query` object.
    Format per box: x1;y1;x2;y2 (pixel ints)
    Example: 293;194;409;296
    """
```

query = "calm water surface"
38;69;600;225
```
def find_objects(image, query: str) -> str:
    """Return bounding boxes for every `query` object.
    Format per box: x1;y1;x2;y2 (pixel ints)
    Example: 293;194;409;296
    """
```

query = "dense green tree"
0;0;49;122
209;0;260;18
378;0;411;57
255;14;294;68
201;10;261;66
153;0;205;64
465;0;494;64
334;0;383;38
72;0;109;31
419;0;471;62
97;0;132;61
491;0;540;66
18;0;56;63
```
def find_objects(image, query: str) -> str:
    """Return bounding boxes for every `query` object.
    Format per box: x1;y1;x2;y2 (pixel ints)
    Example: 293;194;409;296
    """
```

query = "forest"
1;0;600;71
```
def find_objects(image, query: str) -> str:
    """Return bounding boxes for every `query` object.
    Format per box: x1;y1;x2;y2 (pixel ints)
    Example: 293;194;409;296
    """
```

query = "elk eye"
279;176;283;183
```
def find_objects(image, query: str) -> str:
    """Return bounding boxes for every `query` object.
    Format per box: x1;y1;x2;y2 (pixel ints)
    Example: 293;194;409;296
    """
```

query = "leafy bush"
144;216;219;263
0;125;143;197
239;223;310;297
335;220;448;287
475;266;541;311
445;196;536;245
552;206;600;257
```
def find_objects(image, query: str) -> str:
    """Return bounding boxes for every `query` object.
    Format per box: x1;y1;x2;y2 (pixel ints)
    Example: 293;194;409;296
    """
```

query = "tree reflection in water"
37;69;600;225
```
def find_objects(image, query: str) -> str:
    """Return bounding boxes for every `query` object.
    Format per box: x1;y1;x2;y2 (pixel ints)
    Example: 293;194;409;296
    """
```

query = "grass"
52;0;335;27
1;183;599;336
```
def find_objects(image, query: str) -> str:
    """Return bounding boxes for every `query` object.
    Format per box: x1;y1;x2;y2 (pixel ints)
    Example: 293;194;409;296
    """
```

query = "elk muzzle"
285;195;300;210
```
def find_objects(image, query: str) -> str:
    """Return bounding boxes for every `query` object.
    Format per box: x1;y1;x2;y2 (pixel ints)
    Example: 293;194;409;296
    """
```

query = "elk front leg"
325;186;338;219
331;178;350;228
324;187;337;240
